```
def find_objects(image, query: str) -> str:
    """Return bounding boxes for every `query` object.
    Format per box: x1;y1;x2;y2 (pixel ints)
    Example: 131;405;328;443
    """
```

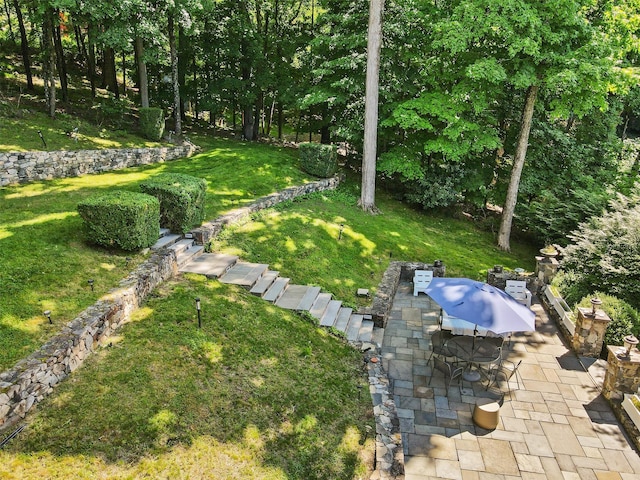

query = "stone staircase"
151;230;382;346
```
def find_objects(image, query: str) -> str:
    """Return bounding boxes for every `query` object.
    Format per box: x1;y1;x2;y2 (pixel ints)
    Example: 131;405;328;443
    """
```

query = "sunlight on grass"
99;263;116;271
294;414;318;434
5;211;76;229
0;229;12;240
243;424;265;450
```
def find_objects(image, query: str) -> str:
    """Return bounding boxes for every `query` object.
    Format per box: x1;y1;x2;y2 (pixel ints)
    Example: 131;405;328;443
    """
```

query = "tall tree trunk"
42;8;56;119
134;36;149;108
359;0;384;213
121;51;126;95
178;25;188;120
73;23;86;59
87;23;96;97
4;0;14;43
497;85;539;251
103;47;119;98
13;0;33;90
53;9;68;102
168;13;181;136
277;102;283;140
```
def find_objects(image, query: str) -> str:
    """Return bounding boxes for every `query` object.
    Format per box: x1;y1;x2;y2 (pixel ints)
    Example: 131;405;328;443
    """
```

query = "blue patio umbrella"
424;277;536;334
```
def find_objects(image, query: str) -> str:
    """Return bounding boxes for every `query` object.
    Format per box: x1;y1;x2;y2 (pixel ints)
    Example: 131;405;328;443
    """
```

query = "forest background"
2;0;640;313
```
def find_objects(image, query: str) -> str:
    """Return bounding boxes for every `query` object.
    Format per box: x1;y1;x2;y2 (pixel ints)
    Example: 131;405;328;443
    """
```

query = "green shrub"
299;142;338;178
139;107;165;141
140;173;207;233
577;292;640;351
77;191;160;251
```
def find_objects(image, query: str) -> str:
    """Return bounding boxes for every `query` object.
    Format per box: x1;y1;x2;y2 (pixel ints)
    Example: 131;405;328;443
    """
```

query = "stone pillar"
602;345;640;400
571;307;611;357
535;255;559;285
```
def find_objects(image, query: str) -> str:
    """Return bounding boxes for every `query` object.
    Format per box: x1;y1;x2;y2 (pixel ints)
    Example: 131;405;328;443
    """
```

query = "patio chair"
413;270;434;296
505;280;532;308
426;329;453;368
428;354;464;396
486;359;522;398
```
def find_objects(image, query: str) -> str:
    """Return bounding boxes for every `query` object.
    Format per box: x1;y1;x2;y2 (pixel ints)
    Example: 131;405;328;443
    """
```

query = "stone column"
535;255;559;285
571;307;611;357
602;345;640;400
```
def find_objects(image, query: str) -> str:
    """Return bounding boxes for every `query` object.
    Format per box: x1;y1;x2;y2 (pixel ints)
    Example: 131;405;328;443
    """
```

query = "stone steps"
250;270;279;296
179;254;376;345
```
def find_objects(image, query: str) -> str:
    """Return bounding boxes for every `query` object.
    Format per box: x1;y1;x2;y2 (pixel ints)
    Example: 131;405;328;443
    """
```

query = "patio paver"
382;281;640;479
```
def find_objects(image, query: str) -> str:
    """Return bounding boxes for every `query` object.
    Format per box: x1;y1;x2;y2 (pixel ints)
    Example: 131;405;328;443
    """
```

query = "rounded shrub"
139;107;165;141
140;173;207;233
77;191;160;251
299;142;338;178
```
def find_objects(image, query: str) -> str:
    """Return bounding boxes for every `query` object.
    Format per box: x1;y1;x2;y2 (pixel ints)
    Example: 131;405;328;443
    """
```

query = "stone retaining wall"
370;261;445;328
0;144;198;186
0;249;178;430
0;175;342;431
190;175;344;245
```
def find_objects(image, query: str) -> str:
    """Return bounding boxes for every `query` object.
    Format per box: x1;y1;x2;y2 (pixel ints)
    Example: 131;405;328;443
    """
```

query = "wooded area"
1;0;639;250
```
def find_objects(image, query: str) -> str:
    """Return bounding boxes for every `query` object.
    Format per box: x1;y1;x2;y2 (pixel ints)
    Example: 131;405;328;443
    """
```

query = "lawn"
0;276;375;479
0;137;314;371
210;181;537;307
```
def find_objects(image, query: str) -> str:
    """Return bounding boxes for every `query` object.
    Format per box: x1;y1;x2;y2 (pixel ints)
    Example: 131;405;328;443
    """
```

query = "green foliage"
77;191;160;251
140;173;207;233
577;292;640;349
139;107;165;141
298;142;337;178
562;191;640;310
95;97;131;129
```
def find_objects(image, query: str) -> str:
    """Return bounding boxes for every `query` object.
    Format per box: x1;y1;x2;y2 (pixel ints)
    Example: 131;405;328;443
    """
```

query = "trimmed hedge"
77;191;160;251
299;142;338;178
139;107;165;141
140;173;207;233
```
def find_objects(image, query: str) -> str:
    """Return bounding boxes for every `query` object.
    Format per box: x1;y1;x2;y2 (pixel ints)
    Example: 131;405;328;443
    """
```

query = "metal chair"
429;354;464;396
486;359;522;398
426;329;453;368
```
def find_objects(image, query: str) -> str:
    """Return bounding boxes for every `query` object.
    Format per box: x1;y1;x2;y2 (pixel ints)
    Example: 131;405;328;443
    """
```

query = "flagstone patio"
381;282;640;479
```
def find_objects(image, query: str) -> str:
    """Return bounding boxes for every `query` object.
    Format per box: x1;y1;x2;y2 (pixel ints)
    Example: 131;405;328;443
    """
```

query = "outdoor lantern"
624;335;639;356
494;265;503;273
88;279;94;291
434;259;443;268
338;224;344;241
44;310;52;324
590;297;603;315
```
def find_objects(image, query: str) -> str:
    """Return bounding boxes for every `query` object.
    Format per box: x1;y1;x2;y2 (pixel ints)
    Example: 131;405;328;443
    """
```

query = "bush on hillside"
77;191;160;251
139;107;165;141
140;173;207;233
299;142;338;178
577;292;640;353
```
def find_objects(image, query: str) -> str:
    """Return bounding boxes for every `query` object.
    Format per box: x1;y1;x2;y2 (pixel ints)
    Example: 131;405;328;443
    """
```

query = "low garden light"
44;310;52;324
338;224;344;241
88;279;94;291
195;297;201;329
624;335;639;356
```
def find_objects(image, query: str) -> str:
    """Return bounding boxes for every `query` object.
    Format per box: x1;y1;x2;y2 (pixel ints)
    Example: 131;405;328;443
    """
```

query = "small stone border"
0;175;343;431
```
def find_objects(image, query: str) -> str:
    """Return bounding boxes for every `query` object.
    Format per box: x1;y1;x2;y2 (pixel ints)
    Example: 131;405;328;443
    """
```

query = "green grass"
0;138;313;371
210;182;538;307
0;276;374;479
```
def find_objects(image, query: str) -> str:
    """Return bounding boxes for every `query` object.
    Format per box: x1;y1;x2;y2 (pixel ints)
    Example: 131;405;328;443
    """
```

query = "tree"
360;0;384;213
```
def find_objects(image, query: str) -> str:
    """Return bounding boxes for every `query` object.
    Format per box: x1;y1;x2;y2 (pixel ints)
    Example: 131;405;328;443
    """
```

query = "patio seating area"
381;281;640;479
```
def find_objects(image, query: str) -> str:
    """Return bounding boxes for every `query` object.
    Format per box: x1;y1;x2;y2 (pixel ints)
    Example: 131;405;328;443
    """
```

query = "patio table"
445;336;502;382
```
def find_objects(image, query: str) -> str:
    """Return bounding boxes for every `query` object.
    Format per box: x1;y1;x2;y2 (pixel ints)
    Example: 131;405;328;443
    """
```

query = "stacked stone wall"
0;144;198;186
